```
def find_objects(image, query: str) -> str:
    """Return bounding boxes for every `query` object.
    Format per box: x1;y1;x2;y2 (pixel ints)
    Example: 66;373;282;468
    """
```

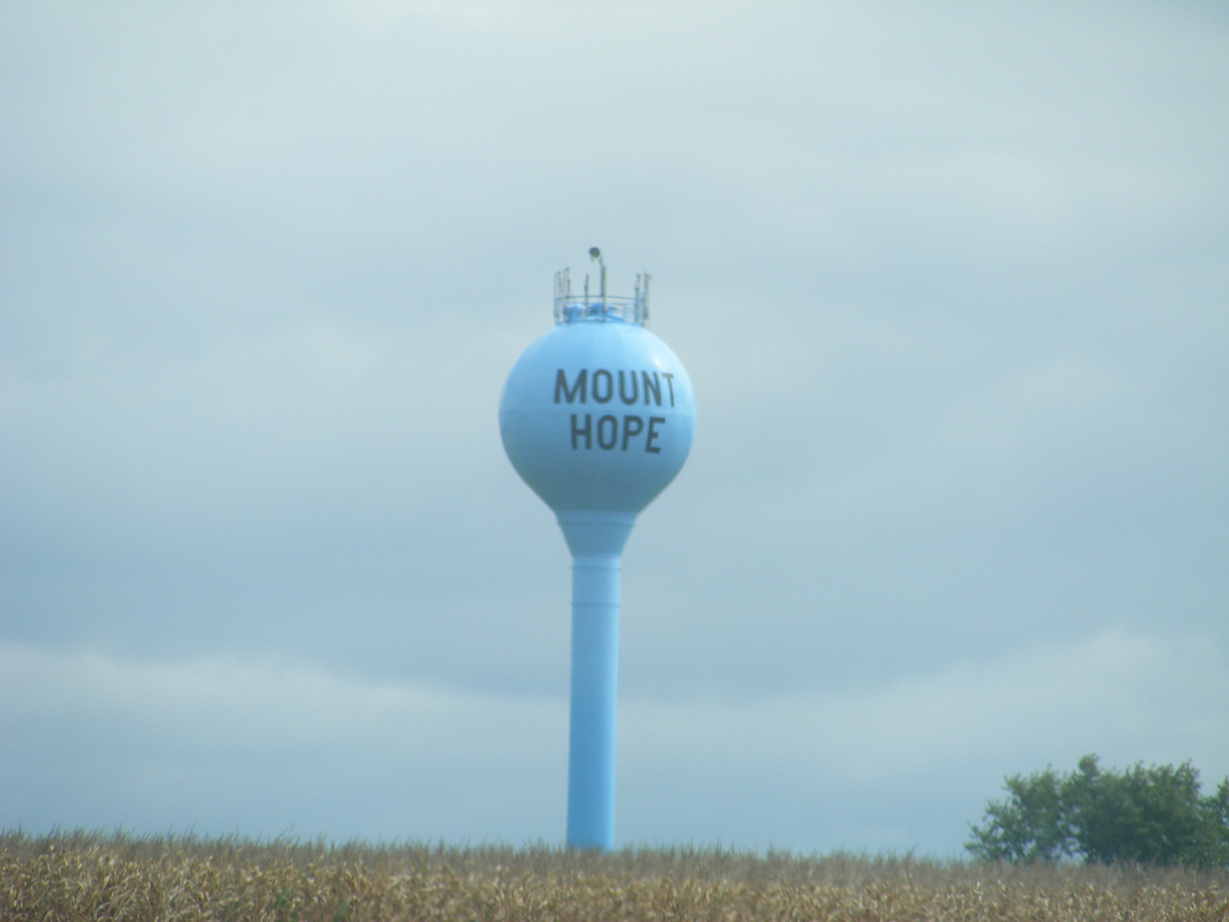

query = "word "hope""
571;414;666;453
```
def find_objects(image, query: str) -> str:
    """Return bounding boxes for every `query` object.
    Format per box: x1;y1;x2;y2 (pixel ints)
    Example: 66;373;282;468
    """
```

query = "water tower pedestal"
559;510;634;848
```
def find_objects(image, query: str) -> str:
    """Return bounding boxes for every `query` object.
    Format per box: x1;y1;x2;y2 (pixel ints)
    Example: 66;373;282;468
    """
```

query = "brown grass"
2;830;1227;921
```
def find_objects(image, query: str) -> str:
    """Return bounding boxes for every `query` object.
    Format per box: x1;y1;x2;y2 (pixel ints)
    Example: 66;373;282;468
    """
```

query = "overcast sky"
2;0;1227;856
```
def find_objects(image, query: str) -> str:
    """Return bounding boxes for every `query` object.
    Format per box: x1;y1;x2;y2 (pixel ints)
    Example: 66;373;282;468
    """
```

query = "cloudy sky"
2;0;1227;856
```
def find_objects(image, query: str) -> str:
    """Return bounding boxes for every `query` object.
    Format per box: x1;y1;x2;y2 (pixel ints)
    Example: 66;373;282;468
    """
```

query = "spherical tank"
499;317;695;515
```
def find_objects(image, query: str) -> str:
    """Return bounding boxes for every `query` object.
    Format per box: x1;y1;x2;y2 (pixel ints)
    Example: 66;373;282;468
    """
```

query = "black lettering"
621;415;644;450
570;414;592;450
597;414;618;449
555;369;587;404
645;416;665;453
661;372;676;407
618;370;639;405
592;369;613;403
642;371;661;407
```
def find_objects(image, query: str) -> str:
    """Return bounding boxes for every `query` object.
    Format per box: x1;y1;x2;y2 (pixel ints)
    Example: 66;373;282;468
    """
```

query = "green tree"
967;754;1229;867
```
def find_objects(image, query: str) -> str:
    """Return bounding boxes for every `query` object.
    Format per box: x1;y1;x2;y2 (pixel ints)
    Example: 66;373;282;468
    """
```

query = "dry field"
3;831;1227;921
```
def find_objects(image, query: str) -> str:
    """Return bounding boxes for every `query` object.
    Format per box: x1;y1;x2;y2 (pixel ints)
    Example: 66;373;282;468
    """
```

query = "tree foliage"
967;755;1229;867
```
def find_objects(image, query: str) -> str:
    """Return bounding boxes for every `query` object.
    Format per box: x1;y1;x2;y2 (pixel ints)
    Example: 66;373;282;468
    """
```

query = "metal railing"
553;266;650;325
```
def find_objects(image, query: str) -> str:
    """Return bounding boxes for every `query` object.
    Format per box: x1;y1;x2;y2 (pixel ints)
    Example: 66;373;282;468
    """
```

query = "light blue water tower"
499;249;695;850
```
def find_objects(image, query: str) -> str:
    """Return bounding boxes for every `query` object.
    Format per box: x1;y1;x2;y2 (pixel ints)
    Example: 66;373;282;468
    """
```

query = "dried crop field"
2;831;1227;921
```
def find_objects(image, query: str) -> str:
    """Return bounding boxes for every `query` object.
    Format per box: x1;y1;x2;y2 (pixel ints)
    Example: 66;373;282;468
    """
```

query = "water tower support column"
566;553;620;850
557;509;635;850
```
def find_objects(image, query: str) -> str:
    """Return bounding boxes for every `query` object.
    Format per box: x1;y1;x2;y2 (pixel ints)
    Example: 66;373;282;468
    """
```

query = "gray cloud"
2;0;1227;852
3;630;1223;852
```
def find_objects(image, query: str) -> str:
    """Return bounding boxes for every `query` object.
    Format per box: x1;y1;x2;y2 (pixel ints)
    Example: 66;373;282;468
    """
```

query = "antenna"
590;246;606;302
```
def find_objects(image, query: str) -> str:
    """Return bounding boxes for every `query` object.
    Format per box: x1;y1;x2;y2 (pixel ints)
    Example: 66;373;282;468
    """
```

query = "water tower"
499;249;695;850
